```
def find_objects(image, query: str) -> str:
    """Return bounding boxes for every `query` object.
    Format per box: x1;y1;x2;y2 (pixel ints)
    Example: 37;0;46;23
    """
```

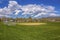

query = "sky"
0;0;60;18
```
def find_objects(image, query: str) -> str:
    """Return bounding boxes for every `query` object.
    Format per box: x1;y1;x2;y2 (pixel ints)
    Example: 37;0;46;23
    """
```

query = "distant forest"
0;16;60;23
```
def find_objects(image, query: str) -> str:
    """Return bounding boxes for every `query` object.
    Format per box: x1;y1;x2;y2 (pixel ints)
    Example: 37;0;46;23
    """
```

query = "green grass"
0;22;60;40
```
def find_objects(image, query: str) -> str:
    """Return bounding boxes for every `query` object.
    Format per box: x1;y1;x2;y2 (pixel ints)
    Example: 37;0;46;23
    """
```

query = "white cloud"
0;1;58;18
49;13;57;16
0;14;10;17
34;12;47;17
0;9;3;12
0;1;22;17
21;4;56;17
15;10;21;15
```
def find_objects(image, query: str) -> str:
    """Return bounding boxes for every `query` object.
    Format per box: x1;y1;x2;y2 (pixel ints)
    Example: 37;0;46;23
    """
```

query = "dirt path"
17;23;46;25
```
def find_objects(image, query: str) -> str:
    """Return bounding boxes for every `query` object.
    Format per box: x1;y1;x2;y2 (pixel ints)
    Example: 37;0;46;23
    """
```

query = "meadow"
0;22;60;40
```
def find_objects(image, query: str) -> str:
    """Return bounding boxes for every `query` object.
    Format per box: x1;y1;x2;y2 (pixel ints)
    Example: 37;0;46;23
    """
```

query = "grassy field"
0;22;60;40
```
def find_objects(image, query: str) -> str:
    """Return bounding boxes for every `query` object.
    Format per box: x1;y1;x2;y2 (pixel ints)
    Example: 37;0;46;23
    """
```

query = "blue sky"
0;0;60;8
0;0;60;18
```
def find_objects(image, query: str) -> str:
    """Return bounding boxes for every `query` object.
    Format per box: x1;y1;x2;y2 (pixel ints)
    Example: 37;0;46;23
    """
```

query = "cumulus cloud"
0;1;22;17
49;13;57;16
0;1;58;18
34;12;47;17
0;14;11;17
15;10;21;15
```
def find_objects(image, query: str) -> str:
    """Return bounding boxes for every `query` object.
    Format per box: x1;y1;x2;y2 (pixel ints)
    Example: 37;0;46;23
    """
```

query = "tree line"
0;16;60;23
